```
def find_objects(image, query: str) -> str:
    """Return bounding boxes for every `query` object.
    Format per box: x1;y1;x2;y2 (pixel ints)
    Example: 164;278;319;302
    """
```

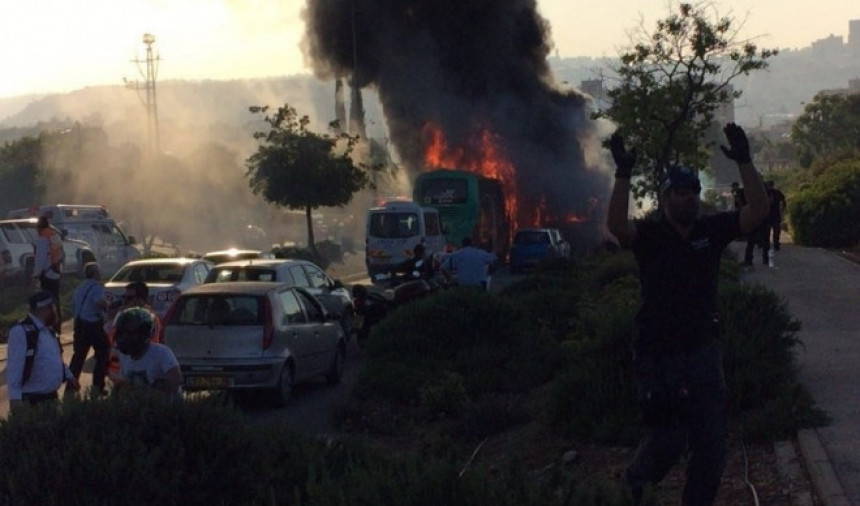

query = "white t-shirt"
119;343;180;393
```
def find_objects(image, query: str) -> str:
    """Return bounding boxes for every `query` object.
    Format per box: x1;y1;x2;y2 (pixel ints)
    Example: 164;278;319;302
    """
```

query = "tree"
245;105;370;256
791;92;860;168
0;136;45;214
599;2;776;202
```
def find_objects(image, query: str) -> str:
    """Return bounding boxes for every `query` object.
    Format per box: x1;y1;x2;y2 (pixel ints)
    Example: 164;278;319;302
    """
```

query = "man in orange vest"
32;216;64;334
106;281;163;385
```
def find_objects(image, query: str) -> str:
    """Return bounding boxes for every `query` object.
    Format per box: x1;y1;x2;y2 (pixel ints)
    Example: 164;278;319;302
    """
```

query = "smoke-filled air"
302;0;612;230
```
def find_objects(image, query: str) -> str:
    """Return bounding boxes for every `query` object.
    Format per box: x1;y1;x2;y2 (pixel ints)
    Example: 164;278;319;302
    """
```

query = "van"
7;204;140;276
365;200;445;280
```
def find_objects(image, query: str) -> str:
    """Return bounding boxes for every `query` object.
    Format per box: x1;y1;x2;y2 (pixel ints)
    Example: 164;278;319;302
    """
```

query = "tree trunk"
305;206;319;257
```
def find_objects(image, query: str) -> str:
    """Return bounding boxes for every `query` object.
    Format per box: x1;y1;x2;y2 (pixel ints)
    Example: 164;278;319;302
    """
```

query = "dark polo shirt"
630;211;741;354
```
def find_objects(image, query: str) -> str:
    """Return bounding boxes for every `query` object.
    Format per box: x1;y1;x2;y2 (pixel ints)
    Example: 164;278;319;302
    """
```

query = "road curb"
798;429;851;506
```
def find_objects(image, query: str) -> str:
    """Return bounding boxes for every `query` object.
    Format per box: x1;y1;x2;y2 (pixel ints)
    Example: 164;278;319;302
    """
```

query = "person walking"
69;262;110;395
765;180;787;251
441;237;497;290
6;292;80;412
112;307;183;398
606;123;769;505
32;216;64;334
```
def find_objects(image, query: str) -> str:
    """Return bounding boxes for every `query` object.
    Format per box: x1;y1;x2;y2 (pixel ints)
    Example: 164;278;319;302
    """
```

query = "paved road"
735;242;860;505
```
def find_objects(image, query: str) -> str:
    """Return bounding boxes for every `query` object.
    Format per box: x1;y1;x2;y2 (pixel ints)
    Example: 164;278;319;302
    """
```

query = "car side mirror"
59;229;69;240
332;279;344;289
127;236;137;245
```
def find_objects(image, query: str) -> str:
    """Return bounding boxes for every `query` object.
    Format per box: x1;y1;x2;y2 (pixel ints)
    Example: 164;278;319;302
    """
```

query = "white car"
104;258;213;319
204;258;355;337
0;218;97;280
162;282;346;407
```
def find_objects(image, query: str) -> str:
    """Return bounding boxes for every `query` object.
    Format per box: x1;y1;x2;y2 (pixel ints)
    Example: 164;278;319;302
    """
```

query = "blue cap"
659;166;701;195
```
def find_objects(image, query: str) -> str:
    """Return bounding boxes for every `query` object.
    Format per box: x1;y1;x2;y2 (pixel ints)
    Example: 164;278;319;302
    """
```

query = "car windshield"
168;294;263;326
514;231;551;245
208;267;279;283
112;264;185;283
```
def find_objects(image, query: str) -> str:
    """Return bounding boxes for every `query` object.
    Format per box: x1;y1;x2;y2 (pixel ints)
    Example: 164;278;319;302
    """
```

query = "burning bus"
413;169;509;257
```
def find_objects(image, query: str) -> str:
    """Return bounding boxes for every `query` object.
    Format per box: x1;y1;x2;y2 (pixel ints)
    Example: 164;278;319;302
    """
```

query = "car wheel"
325;342;346;385
271;362;294;408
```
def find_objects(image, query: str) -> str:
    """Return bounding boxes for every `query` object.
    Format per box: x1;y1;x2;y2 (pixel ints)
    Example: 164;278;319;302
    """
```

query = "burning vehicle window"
424;212;440;236
369;212;420;238
417;179;468;205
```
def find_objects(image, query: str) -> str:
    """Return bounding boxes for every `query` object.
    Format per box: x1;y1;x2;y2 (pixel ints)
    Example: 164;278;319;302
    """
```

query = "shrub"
0;389;628;506
356;288;562;407
789;157;860;247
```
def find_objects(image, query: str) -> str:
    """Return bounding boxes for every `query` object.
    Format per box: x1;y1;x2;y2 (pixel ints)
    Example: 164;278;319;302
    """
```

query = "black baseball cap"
659;166;701;195
28;291;55;310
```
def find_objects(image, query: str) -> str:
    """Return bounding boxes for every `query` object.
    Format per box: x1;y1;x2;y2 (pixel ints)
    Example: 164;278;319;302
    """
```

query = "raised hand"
720;123;751;164
610;132;637;179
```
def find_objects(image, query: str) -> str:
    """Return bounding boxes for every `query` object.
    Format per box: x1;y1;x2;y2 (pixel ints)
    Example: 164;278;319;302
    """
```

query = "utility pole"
124;33;160;156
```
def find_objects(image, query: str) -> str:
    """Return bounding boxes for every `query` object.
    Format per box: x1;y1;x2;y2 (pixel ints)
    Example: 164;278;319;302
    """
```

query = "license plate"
186;375;231;389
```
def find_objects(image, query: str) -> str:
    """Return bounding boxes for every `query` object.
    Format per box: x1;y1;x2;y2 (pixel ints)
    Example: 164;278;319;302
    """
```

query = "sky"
0;0;858;99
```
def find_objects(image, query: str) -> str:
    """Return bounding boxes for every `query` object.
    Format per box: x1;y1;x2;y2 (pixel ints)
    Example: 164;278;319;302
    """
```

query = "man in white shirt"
442;237;497;290
6;292;80;412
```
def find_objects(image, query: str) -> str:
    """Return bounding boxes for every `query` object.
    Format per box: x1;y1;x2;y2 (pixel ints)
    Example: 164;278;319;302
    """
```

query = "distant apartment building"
850;19;860;49
579;79;608;113
811;34;845;54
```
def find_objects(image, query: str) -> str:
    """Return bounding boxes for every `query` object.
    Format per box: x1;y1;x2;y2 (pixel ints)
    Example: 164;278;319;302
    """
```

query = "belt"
22;392;59;404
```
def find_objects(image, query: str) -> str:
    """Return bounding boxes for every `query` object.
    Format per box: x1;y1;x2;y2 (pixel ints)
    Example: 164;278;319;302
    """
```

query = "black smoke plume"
302;0;609;228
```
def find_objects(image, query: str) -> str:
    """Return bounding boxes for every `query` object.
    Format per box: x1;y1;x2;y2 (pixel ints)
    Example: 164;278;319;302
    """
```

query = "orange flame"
422;122;518;222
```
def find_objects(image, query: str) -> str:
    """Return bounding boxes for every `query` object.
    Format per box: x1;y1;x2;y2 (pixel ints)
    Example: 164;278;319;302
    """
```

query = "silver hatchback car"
204;258;355;337
162;282;347;407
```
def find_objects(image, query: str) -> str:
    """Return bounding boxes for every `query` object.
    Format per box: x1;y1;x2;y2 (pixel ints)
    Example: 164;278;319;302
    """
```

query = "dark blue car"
509;228;562;273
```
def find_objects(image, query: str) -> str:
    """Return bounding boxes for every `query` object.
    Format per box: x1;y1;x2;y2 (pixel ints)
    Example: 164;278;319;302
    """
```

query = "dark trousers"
70;319;109;390
770;218;782;251
627;342;728;505
39;274;62;333
744;223;770;264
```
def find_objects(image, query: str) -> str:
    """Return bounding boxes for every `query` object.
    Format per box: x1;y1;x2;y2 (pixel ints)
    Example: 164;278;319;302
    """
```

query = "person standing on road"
765;180;787;252
106;281;163;384
112;307;182;398
607;123;769;505
6;292;80;412
441;237;497;290
32;216;64;334
70;262;110;396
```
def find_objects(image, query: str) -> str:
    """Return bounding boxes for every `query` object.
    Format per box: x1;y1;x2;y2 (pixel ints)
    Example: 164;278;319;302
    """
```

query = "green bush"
789;157;860;247
548;275;642;445
0;389;627;506
719;283;830;441
355;288;562;409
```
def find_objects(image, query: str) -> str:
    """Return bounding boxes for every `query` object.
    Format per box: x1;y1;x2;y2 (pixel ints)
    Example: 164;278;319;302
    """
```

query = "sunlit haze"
1;0;857;99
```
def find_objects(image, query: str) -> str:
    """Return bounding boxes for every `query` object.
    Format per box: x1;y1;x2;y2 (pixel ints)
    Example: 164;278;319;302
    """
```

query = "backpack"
13;316;40;385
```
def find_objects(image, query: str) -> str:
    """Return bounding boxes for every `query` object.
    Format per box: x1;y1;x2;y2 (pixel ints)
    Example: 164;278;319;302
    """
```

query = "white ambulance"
7;204;140;276
365;199;445;281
